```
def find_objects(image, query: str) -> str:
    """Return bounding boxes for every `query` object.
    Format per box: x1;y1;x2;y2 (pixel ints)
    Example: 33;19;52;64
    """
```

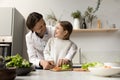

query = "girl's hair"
59;21;73;40
26;12;43;30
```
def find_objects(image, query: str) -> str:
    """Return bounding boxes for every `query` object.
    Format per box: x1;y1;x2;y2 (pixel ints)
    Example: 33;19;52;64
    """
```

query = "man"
26;12;54;69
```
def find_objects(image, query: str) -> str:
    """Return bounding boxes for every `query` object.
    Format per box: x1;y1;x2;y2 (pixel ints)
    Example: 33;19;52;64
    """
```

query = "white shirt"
43;37;78;65
26;26;54;67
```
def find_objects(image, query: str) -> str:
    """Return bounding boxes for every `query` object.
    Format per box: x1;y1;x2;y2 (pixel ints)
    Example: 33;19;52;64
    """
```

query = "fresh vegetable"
51;64;71;71
5;54;31;68
61;64;71;70
81;62;104;70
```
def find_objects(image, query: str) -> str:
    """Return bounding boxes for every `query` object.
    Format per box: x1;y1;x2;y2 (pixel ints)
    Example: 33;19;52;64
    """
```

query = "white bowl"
88;67;120;76
104;62;120;67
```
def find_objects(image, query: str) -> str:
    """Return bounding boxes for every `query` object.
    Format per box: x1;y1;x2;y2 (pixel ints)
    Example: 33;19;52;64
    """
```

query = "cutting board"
50;66;73;72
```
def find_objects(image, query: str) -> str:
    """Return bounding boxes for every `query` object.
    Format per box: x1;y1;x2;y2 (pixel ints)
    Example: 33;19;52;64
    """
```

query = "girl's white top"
43;37;77;65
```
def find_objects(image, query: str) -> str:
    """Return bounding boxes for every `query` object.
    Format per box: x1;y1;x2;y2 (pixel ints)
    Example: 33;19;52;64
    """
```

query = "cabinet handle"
0;44;10;46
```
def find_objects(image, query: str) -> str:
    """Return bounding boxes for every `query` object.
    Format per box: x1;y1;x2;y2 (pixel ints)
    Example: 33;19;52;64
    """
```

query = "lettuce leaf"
81;62;104;70
61;64;71;70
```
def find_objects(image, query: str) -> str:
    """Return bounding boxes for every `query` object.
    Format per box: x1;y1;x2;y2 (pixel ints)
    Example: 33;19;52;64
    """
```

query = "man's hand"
57;59;70;67
40;60;54;70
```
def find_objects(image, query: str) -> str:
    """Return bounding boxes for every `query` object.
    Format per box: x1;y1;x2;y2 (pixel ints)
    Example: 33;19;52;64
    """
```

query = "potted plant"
84;0;102;28
71;10;81;19
46;11;58;26
84;7;97;28
71;10;82;29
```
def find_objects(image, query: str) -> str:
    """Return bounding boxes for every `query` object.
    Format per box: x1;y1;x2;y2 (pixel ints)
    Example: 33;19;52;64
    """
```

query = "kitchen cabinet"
73;28;119;32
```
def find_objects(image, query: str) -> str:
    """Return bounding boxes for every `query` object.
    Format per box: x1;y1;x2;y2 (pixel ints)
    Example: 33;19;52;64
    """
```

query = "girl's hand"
57;59;70;67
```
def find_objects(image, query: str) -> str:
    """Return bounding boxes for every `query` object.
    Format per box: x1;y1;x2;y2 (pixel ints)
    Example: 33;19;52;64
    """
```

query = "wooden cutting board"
50;66;73;72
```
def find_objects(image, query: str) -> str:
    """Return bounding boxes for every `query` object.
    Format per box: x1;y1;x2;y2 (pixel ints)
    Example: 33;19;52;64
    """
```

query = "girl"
43;21;77;68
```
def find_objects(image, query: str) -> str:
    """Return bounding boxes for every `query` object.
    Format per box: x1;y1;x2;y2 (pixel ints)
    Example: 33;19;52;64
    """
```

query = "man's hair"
26;12;43;30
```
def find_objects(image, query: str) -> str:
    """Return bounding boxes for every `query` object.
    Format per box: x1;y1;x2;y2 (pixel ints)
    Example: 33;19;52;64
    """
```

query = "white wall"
1;0;120;64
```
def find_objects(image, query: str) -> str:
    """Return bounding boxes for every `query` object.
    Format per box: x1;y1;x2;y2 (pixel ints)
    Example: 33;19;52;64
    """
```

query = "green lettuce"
5;54;31;68
82;62;104;70
61;64;71;70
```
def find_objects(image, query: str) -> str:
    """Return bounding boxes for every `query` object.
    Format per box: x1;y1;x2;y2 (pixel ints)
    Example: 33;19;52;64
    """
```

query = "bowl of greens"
16;67;32;76
5;54;32;76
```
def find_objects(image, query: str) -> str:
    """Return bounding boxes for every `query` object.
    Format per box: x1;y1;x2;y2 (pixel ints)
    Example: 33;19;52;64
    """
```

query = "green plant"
46;11;57;22
71;10;81;19
84;6;97;23
5;54;31;68
46;11;63;26
84;0;102;26
93;0;102;13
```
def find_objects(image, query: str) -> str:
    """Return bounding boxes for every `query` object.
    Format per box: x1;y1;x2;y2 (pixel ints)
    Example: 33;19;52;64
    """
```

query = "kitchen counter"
16;70;120;80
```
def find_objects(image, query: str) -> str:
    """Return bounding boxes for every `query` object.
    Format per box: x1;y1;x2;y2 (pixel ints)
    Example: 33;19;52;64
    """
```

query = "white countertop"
16;70;120;80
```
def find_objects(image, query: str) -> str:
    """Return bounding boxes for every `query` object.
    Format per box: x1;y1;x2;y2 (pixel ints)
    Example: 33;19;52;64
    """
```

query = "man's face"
33;18;46;37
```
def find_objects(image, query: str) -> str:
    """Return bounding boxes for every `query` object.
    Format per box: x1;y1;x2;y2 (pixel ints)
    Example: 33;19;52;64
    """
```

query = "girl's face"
55;23;68;39
33;18;46;37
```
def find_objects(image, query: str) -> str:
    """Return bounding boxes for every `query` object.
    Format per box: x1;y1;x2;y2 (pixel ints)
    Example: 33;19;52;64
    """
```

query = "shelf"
73;28;119;32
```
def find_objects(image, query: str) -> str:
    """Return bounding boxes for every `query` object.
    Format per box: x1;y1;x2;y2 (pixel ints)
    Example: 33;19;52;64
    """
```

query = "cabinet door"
0;7;13;36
